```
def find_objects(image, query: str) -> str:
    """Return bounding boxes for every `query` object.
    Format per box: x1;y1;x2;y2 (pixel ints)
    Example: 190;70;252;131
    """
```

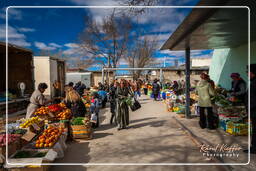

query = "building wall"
50;59;58;97
191;58;211;67
33;57;51;96
151;70;207;86
92;72;114;86
209;41;256;89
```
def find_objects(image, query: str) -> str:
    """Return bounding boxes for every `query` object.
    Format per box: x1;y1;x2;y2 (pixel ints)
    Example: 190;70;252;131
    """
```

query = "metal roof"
160;0;256;50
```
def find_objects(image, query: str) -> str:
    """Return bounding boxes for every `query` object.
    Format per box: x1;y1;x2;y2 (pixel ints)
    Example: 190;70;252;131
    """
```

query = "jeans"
199;107;214;129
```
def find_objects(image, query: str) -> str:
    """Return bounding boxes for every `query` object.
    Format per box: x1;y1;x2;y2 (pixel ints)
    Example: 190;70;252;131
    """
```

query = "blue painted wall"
209;41;256;89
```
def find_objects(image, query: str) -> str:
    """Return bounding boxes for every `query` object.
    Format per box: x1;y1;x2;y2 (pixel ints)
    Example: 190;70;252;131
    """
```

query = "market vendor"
244;64;256;154
230;73;246;103
26;83;52;119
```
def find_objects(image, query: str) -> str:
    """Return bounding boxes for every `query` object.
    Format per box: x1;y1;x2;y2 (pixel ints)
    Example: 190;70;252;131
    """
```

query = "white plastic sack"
90;113;97;123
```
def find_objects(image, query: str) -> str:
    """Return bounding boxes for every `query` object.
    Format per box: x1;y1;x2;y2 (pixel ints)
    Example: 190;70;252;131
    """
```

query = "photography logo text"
200;144;242;158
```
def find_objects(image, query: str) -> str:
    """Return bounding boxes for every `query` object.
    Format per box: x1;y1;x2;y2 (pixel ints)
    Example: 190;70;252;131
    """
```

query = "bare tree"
78;11;132;72
118;0;160;15
125;35;158;79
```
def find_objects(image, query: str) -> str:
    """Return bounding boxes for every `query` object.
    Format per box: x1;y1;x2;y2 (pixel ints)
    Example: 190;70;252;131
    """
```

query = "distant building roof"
66;68;86;72
0;41;32;53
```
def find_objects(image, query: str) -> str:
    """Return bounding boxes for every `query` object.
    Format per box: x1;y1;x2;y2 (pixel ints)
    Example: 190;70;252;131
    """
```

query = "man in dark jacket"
109;82;117;124
244;64;256;154
152;79;160;101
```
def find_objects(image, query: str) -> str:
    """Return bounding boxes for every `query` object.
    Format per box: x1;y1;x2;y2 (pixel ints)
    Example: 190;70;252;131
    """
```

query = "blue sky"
0;0;213;71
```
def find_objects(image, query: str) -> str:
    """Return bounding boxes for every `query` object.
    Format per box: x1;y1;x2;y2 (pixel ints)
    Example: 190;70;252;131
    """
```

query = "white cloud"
49;43;61;48
18;27;36;32
64;43;79;48
0;24;31;47
9;39;31;47
34;42;59;50
0;8;23;20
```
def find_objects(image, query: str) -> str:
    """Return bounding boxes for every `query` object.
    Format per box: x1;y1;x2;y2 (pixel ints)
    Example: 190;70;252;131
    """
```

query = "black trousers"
143;88;148;95
153;93;158;100
252;116;256;151
199;107;214;129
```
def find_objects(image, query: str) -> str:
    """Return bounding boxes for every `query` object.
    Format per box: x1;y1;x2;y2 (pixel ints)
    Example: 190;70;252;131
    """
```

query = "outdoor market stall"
0;101;93;170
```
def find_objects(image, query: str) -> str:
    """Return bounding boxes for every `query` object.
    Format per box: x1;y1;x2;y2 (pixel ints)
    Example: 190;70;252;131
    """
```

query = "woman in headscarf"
116;80;133;130
26;83;52;119
196;73;215;129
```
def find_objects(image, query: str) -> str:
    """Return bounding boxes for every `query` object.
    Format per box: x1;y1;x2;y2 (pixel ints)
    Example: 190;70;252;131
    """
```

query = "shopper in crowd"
64;87;86;118
90;92;101;128
104;80;110;92
152;79;160;101
53;80;61;97
133;80;141;100
68;82;74;88
74;81;81;91
244;64;256;154
205;75;215;89
109;81;118;125
172;81;179;94
98;82;105;91
116;80;133;130
230;73;246;103
142;81;148;95
26;83;52;119
98;87;108;108
196;73;215;130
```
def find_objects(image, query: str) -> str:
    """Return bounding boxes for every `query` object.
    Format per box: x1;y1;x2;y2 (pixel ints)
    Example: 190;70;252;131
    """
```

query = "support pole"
185;46;191;119
102;68;104;84
160;69;163;84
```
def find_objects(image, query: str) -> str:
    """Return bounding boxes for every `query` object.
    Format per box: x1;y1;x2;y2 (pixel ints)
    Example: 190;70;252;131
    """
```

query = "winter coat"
65;100;86;117
152;82;160;95
196;80;215;107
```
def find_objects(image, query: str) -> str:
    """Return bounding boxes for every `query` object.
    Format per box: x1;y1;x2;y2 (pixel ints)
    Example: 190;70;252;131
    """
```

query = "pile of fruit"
19;117;41;128
56;108;72;120
0;134;21;147
35;127;64;148
59;102;67;109
34;106;49;116
48;104;63;113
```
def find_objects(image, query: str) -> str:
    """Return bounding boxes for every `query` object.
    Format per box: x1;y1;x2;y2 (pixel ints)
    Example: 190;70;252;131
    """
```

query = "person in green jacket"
196;73;215;129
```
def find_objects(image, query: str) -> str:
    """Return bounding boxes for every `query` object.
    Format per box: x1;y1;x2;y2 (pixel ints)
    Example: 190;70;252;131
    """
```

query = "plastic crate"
226;122;248;136
219;119;228;131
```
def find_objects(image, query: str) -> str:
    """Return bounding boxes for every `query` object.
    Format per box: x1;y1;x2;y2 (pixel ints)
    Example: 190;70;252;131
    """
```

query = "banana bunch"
20;117;41;128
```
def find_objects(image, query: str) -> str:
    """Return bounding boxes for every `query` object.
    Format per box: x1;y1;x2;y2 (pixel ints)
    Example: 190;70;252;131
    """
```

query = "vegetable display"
56;108;72;120
0;134;21;147
19;116;41;128
48;104;63;113
35;127;64;148
34;106;49;116
71;117;90;126
13;151;47;158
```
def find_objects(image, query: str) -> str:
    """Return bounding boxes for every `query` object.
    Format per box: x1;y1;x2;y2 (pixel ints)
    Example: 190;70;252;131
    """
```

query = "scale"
18;82;26;97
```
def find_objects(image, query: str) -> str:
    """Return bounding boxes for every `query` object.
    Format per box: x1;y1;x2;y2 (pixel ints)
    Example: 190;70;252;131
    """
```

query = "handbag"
130;99;141;111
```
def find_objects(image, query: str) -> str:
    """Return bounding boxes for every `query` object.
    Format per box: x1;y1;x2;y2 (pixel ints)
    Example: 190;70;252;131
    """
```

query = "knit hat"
230;73;240;78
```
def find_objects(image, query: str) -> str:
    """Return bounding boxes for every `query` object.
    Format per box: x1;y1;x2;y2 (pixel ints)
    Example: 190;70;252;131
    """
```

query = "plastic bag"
90;113;97;123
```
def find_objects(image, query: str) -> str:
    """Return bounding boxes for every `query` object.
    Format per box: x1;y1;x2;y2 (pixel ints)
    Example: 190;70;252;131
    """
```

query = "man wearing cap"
244;64;256;154
230;73;246;103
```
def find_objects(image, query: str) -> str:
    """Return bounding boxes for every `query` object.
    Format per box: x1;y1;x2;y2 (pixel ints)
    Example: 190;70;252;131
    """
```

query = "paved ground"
49;95;255;171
